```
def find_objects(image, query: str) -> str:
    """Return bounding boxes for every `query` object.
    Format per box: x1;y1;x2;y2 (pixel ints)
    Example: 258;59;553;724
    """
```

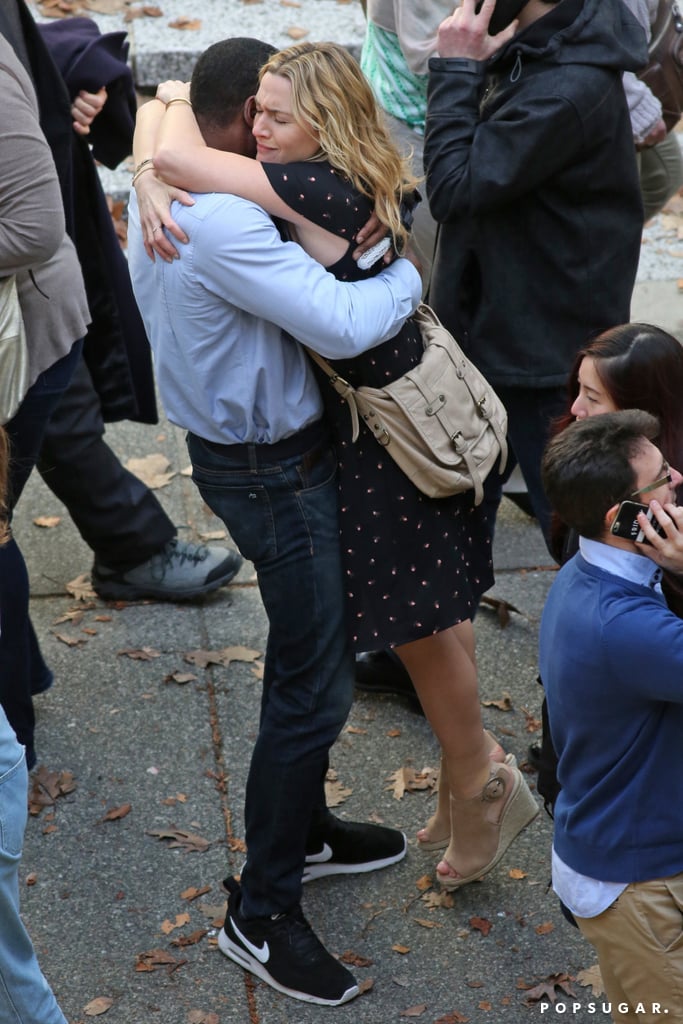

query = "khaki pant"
637;131;683;223
576;874;683;1024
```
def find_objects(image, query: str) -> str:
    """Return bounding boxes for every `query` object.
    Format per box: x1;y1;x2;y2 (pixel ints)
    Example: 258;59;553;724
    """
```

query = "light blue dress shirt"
128;191;421;445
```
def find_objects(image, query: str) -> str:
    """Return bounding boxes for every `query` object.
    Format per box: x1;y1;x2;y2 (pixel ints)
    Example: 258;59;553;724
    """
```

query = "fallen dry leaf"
508;867;528;880
522;973;577;1007
197;529;227;541
52;632;85;647
84;996;114;1016
26;872;38;886
197;901;227;926
392;943;410;954
521;706;542;733
415;874;432;891
84;0;126;11
66;573;97;601
161;913;191;934
358;977;375;994
29;767;76;816
535;921;555;935
324;773;352;808
479;594;521;627
135;948;187;973
576;964;604;997
184;645;261;668
413;917;442;929
164;671;198;686
187;1011;219;1024
339;950;374;967
172;929;209;948
118;647;161;661
52;609;86;626
102;803;131;822
346;725;367;735
125;453;176;489
146;827;211;853
181;885;211;902
421;890;454;909
469;916;492;936
385;765;438;800
387;728;401;737
169;15;201;28
481;691;513;712
400;1007;427;1018
286;25;309;38
434;1013;469;1024
33;515;61;528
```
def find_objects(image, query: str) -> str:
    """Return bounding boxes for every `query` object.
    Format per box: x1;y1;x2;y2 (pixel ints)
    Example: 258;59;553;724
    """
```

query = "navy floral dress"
263;160;494;650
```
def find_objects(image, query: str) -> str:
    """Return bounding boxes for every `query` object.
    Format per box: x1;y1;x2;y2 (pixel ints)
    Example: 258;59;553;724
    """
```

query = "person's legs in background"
0;342;81;768
38;356;241;602
638;132;683;223
0;706;67;1024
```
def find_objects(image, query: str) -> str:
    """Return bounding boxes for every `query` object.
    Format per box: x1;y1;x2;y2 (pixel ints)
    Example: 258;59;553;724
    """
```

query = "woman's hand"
134;171;194;262
353;211;395;266
636;500;683;574
71;86;107;135
156;80;191;106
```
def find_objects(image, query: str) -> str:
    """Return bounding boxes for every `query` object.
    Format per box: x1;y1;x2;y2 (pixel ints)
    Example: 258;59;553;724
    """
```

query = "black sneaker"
355;651;425;715
218;878;358;1006
304;815;407;882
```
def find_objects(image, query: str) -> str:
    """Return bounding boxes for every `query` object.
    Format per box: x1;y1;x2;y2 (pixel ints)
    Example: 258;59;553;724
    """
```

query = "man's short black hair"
190;37;276;132
541;409;660;539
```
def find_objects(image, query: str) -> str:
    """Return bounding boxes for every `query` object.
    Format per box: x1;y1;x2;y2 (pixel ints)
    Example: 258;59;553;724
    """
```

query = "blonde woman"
136;41;537;890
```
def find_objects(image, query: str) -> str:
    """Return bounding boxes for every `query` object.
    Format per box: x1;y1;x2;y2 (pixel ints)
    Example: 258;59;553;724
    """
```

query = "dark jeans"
187;425;354;918
37;355;175;572
482;384;567;555
0;342;81;768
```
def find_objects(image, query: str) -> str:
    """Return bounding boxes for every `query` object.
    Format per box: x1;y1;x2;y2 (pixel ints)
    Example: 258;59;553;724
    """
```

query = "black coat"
425;0;647;389
0;3;156;423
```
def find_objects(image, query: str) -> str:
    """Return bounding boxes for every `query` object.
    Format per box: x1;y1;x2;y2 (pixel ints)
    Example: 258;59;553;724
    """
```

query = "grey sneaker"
92;540;242;601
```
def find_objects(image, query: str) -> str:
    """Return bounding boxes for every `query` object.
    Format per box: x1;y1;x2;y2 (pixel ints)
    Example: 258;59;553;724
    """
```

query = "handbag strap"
305;347;363;441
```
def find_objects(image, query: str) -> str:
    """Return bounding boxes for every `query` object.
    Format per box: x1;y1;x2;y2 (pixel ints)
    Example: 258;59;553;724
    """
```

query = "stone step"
33;0;366;87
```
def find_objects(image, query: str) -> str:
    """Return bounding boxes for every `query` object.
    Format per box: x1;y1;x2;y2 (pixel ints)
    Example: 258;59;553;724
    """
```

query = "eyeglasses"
630;461;673;498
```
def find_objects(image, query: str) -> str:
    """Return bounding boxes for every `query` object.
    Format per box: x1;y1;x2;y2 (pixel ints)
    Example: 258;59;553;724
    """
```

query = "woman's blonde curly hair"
260;42;419;253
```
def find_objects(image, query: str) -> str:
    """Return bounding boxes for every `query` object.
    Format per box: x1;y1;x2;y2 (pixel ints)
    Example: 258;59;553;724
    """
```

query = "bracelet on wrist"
132;157;154;177
132;163;155;186
166;97;192;109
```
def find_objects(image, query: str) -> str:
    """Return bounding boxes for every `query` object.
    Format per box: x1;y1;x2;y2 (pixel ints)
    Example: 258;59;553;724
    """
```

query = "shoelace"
160;540;209;567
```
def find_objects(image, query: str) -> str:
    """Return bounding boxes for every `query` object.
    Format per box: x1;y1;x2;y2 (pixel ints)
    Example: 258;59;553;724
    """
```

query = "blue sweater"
540;552;683;883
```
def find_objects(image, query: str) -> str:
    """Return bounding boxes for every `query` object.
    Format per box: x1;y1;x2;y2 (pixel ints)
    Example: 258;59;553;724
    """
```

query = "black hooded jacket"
425;0;648;388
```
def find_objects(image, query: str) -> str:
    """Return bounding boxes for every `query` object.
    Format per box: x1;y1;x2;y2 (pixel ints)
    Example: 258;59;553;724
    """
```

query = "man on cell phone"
539;409;683;1023
424;0;647;548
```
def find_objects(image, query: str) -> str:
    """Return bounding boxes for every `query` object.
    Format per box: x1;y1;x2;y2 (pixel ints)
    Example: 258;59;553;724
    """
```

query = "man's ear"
243;95;256;128
604;503;619;532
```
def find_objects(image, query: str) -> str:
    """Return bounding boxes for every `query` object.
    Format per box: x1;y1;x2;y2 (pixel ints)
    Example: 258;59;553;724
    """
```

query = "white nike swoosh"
231;916;270;964
305;842;333;864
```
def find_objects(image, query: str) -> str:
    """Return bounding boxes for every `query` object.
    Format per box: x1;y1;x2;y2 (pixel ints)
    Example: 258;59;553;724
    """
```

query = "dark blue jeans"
187;425;354;918
482;384;567;555
0;342;81;768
